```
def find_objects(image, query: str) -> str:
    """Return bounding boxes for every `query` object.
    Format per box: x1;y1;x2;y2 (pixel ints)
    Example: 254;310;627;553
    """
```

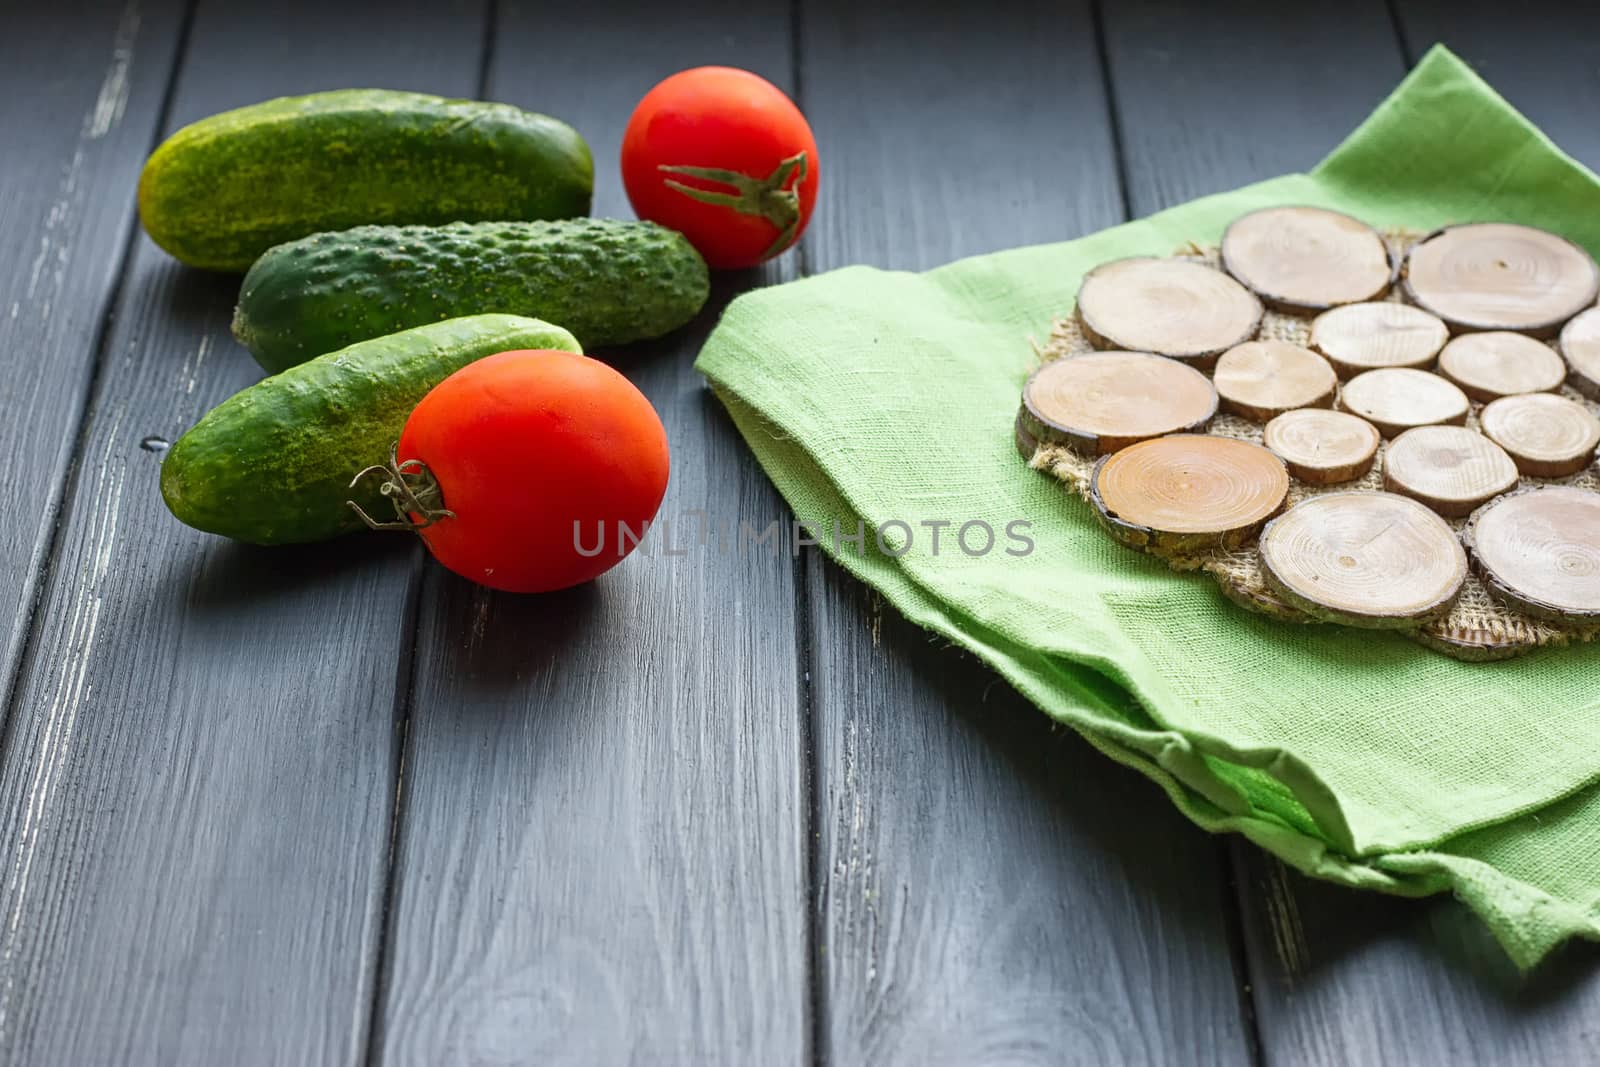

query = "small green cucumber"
233;218;710;372
139;89;593;271
161;314;581;544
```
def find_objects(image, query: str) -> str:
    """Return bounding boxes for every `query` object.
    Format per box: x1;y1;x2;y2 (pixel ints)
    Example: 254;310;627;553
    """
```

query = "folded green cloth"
696;45;1600;969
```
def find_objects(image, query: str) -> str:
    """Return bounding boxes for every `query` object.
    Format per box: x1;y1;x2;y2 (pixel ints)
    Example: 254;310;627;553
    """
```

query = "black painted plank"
0;0;186;745
0;2;488;1063
1100;0;1406;215
373;4;809;1062
1226;5;1600;1064
798;3;1253;1063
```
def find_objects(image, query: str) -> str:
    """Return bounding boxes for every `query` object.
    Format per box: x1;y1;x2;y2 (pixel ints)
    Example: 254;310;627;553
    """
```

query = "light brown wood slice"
1262;408;1381;484
1019;352;1217;456
1219;206;1393;312
1335;367;1469;438
1479;393;1600;477
1465;487;1600;624
1090;435;1288;557
1435;331;1566;400
1075;258;1262;368
1402;223;1600;337
1212;341;1337;422
1560;306;1600;400
1382;425;1520;517
1309;302;1449;378
1258;491;1467;628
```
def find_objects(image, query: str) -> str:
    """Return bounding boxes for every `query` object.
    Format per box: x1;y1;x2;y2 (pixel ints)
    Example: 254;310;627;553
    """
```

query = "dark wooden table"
2;1;1597;1063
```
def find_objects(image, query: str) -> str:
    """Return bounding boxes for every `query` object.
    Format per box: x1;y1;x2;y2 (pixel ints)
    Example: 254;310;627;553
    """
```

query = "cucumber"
161;315;581;545
139;89;593;272
233;218;710;372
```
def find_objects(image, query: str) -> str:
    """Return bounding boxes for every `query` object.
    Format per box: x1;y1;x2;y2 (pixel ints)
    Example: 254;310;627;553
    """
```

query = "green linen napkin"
695;45;1600;969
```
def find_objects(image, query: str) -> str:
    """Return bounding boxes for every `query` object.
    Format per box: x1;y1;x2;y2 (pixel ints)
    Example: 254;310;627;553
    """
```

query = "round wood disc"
1309;302;1449;378
1402;223;1600;337
1220;206;1393;312
1479;392;1600;477
1382;425;1520;517
1212;341;1336;423
1435;331;1566;400
1335;367;1470;438
1467;487;1600;623
1262;408;1381;484
1560;306;1600;400
1019;352;1217;456
1075;258;1263;367
1259;491;1467;628
1090;435;1288;555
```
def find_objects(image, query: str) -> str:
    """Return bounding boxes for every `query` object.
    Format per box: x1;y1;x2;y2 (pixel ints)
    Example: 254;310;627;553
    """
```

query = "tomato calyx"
347;444;455;532
658;150;809;260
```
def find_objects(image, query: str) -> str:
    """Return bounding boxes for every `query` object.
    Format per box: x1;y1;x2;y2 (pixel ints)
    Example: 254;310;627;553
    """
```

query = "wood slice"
1309;302;1448;378
1261;408;1380;484
1019;352;1217;456
1401;223;1600;337
1479;393;1600;477
1090;435;1288;556
1014;412;1041;460
1074;258;1262;368
1335;367;1469;438
1466;487;1600;624
1212;341;1337;422
1560;306;1600;400
1219;206;1393;313
1258;492;1467;628
1382;425;1520;518
1435;331;1566;400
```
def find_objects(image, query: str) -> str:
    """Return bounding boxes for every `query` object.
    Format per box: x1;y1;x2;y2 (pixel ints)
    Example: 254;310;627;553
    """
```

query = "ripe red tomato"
621;66;819;270
393;350;669;593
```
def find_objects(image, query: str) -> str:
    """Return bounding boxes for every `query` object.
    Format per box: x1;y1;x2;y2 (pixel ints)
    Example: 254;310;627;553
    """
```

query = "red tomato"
394;350;669;593
621;66;819;270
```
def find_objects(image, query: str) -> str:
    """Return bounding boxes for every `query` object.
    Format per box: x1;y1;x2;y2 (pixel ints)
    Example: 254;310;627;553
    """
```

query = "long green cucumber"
139;89;593;272
161;315;581;544
233;218;710;372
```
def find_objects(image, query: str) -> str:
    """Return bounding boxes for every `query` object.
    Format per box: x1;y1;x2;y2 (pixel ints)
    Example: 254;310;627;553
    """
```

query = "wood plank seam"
1089;0;1265;1057
0;0;199;834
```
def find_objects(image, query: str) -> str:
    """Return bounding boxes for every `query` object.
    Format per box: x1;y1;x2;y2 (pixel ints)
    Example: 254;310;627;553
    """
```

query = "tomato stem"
347;445;456;532
659;151;809;260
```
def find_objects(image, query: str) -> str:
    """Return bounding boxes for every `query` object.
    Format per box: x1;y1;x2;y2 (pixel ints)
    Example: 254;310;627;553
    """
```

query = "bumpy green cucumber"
161;315;581;544
139;89;593;271
233;218;710;372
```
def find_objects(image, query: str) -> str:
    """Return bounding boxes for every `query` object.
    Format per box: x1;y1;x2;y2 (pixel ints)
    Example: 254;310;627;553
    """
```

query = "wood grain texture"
1099;0;1406;215
1223;3;1600;1062
799;2;1253;1063
0;1;489;1063
0;0;187;744
372;4;809;1063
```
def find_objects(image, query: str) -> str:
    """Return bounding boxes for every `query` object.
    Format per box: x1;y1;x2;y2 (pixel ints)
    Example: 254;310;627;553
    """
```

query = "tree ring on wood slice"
1465;487;1600;624
1074;258;1262;368
1309;302;1448;378
1435;331;1566;401
1560;307;1600;400
1402;223;1600;337
1259;492;1467;628
1219;206;1393;313
1262;408;1381;484
1335;367;1469;438
1479;393;1600;477
1213;341;1337;422
1382;425;1519;518
1019;352;1217;456
1089;435;1288;557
